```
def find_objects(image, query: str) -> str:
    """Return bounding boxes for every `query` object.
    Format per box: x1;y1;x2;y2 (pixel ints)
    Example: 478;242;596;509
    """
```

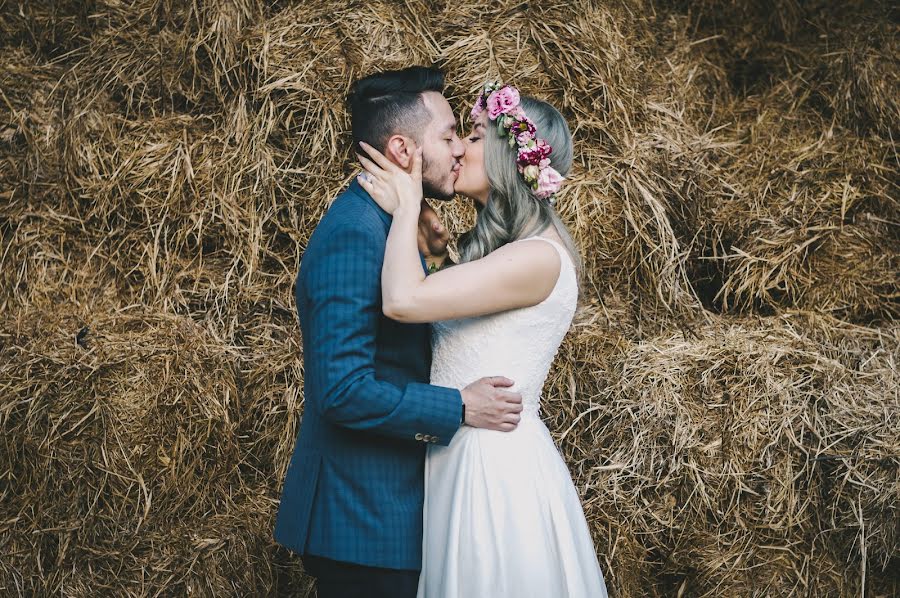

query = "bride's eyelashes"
468;136;481;143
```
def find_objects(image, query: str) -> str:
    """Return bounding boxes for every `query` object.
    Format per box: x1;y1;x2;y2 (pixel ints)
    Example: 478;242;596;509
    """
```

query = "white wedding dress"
417;236;609;598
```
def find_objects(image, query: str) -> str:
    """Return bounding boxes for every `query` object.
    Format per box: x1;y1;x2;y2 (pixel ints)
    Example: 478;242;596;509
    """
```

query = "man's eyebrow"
443;121;457;133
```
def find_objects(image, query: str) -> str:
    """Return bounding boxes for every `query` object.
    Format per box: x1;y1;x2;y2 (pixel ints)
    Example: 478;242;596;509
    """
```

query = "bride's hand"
356;141;423;216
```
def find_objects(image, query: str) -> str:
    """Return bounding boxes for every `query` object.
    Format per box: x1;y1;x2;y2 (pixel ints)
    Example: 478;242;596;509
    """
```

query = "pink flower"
486;85;520;119
535;166;563;199
470;101;484;121
516;129;535;144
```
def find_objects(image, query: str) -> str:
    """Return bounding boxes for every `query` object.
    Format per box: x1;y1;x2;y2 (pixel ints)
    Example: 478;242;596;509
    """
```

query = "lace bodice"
430;236;578;416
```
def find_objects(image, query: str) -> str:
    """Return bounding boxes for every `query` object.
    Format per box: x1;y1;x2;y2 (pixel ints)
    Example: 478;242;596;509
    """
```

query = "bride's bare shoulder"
489;235;562;280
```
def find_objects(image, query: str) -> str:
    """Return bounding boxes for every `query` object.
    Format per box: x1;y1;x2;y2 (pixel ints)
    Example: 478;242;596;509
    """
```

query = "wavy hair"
457;96;581;280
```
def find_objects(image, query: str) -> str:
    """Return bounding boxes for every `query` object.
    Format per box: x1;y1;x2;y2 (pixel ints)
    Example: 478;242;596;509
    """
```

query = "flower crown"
469;81;563;202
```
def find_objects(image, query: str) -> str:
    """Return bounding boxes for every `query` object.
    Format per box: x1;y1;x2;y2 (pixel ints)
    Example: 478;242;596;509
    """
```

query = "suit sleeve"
300;212;462;446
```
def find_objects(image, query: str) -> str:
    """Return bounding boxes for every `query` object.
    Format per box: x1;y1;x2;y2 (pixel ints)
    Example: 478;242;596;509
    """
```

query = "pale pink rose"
509;105;526;119
486;86;520;119
535;166;563;199
539;157;550;168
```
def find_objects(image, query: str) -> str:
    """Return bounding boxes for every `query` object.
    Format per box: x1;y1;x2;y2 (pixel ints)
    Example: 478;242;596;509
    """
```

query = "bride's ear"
384;135;415;169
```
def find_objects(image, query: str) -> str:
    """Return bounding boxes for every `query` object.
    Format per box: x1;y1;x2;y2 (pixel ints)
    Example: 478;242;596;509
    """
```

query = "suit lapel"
349;179;391;229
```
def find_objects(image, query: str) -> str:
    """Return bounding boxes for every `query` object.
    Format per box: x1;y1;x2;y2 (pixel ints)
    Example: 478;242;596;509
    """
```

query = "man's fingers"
486;376;515;388
419;210;440;229
496;390;523;403
418;201;448;236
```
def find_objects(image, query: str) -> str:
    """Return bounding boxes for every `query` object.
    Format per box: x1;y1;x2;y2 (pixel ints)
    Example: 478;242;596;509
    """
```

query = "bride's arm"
356;141;561;323
382;207;561;322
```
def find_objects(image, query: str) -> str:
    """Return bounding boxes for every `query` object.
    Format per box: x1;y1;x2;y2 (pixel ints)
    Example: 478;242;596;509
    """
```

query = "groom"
274;66;524;597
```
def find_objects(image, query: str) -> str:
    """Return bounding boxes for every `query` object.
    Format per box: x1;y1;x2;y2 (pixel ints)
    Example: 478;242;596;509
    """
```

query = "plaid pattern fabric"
274;181;463;570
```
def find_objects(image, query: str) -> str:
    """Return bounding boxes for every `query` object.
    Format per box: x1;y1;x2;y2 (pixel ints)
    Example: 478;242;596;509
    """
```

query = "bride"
356;82;608;598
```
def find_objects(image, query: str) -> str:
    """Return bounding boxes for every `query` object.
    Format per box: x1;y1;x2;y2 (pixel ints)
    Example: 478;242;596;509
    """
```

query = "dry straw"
1;0;897;596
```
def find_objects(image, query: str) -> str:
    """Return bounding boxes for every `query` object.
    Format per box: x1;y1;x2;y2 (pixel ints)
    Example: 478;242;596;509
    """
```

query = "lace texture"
430;236;577;416
418;235;609;598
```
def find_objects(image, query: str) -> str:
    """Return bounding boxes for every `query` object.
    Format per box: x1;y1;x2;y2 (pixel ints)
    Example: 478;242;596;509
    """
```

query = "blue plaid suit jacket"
274;180;463;571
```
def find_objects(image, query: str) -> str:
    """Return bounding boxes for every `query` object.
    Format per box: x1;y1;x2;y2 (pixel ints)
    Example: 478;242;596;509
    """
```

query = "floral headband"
470;81;563;202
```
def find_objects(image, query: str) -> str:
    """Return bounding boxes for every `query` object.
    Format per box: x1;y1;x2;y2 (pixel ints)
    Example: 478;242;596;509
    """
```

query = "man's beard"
421;155;455;201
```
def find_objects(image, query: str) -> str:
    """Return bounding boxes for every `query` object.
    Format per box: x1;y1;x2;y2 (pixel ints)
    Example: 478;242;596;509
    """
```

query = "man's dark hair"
347;66;445;152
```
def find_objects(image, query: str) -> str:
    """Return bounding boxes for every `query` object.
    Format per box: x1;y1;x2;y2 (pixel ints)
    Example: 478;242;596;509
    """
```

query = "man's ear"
384;135;415;169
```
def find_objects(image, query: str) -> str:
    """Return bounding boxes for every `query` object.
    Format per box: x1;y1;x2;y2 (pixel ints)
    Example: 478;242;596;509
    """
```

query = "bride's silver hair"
457;96;582;280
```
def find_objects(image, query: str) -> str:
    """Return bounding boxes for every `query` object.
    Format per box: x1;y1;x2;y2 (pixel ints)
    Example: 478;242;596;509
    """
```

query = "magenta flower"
517;139;552;168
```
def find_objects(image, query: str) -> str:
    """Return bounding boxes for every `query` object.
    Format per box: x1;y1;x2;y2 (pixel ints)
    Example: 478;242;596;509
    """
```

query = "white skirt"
417;413;609;598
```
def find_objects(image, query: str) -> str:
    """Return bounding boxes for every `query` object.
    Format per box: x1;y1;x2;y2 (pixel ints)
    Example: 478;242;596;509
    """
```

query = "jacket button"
423;434;432;442
431;437;439;444
415;433;424;441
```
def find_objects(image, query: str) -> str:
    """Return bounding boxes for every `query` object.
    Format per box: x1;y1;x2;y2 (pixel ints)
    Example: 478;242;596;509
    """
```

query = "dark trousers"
303;554;420;598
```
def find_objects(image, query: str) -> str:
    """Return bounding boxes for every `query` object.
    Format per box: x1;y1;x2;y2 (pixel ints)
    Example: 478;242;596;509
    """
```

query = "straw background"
1;0;897;596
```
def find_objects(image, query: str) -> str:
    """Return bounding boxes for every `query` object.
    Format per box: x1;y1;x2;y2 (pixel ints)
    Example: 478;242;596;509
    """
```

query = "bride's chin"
452;186;472;199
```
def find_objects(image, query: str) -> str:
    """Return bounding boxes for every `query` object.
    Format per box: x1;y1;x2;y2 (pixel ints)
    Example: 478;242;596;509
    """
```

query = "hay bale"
544;311;899;596
671;0;899;136
439;3;713;320
1;0;898;595
72;0;264;113
0;0;94;58
706;103;898;321
0;47;73;193
657;0;900;321
1;1;263;112
0;304;311;595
